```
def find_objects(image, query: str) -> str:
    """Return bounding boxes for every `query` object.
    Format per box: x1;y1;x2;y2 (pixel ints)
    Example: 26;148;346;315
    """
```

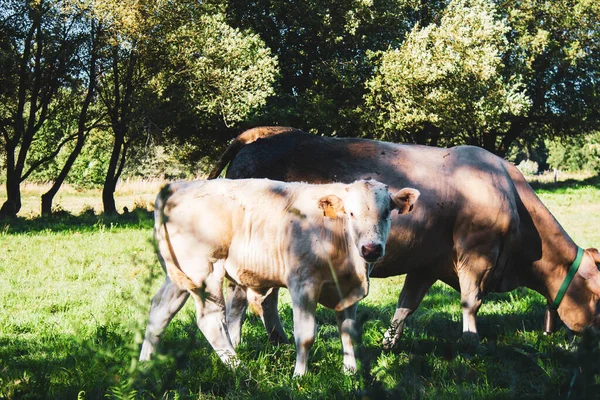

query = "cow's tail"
207;126;304;179
154;185;199;291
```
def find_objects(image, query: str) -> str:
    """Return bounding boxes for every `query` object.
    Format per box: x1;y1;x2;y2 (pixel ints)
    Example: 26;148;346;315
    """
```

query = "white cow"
139;178;420;376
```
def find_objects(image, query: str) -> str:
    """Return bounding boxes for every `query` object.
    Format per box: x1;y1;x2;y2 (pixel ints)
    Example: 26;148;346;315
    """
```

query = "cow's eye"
350;212;355;218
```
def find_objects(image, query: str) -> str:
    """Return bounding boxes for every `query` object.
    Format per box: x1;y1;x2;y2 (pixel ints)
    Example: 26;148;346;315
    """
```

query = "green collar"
550;247;585;310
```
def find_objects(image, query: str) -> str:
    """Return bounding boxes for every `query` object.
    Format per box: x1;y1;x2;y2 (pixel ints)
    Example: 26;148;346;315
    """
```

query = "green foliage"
122;143;202;180
68;129;113;188
365;0;529;147
516;159;539;176
546;133;600;173
500;0;600;140
224;0;443;136
154;12;278;128
25;127;112;188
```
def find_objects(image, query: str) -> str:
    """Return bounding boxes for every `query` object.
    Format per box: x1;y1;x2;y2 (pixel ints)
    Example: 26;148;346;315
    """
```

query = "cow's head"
558;247;600;332
318;179;420;264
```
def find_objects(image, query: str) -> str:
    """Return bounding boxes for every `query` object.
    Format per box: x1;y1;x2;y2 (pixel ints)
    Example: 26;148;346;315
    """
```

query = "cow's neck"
520;209;579;304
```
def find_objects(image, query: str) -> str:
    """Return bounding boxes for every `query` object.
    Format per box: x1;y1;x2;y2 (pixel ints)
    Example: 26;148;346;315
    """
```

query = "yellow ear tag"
324;204;338;219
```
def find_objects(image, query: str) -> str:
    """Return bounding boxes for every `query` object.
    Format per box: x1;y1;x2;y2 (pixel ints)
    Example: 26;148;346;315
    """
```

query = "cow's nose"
361;243;383;262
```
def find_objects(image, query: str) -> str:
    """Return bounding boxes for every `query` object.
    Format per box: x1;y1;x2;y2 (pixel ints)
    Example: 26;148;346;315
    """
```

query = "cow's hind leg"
190;267;239;368
226;284;288;347
456;248;498;347
383;272;436;350
140;277;189;361
336;302;359;373
248;287;289;344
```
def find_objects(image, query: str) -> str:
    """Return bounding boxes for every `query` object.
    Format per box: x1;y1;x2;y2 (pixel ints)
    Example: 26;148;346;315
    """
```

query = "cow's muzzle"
361;243;383;262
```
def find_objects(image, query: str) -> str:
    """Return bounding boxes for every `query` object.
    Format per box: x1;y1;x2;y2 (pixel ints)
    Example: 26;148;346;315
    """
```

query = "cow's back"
227;132;521;284
162;178;368;290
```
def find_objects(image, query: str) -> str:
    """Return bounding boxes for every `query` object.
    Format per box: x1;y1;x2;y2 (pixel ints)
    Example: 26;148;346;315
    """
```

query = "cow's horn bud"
544;307;558;335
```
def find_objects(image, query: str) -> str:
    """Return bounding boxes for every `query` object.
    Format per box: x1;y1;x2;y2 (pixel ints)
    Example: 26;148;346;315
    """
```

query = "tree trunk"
497;116;529;158
41;134;86;216
482;131;498;154
102;129;124;215
101;41;136;216
0;149;21;218
0;19;38;219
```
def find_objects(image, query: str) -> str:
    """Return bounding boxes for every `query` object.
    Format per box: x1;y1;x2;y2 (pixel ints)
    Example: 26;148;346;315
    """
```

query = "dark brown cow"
209;127;600;349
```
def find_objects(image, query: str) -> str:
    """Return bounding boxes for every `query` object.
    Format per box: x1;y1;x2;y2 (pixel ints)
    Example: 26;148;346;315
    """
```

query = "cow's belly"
224;245;288;289
369;227;454;278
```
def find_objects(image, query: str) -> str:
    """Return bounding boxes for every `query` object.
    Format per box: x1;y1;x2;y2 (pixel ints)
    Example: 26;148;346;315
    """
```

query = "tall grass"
0;176;599;398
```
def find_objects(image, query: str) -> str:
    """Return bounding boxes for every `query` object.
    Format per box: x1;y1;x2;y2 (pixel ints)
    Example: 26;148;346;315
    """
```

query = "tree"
546;132;600;173
224;0;444;136
498;0;600;151
92;0;278;214
365;0;600;154
0;0;83;217
365;0;530;151
40;17;103;216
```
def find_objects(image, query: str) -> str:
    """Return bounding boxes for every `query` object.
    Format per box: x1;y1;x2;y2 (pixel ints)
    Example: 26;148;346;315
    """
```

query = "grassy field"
1;176;600;399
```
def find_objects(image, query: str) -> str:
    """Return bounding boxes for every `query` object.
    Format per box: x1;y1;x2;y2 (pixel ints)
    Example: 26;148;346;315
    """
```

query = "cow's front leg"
336;302;359;373
225;280;247;348
289;282;319;376
140;277;189;361
383;272;436;350
247;287;289;344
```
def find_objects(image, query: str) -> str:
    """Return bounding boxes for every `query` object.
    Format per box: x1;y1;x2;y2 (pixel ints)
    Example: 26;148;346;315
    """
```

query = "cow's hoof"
382;330;400;351
268;332;290;345
458;332;480;354
343;364;358;375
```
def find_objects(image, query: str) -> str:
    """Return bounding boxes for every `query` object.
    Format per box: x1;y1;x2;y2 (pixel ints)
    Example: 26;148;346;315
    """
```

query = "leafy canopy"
365;0;530;145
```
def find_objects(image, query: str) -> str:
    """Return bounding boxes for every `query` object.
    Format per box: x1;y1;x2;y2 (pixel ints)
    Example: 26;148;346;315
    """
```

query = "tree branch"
0;123;10;144
19;133;78;182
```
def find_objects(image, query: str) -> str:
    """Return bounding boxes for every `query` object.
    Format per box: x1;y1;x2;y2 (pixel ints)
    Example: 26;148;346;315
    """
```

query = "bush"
546;132;600;173
517;159;539;176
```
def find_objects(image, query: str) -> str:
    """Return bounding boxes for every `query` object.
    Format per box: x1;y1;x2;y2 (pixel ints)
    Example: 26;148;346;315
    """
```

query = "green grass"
1;177;599;399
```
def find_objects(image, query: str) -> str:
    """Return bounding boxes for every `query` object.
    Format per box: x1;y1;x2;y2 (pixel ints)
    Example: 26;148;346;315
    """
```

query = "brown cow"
209;127;600;350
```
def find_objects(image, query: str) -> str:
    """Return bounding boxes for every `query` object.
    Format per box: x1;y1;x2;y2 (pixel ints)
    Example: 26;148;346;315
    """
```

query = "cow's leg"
383;272;436;350
248;287;289;344
336;302;359;373
457;270;483;343
289;282;319;376
140;277;189;361
190;268;239;368
225;281;247;348
456;245;499;345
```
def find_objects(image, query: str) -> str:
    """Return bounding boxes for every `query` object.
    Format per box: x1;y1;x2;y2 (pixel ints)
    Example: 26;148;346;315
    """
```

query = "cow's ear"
587;247;600;265
318;195;345;219
391;188;420;215
578;249;600;294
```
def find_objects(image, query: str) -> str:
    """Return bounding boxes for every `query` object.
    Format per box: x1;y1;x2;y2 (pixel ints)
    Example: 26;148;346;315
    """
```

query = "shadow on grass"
234;283;598;398
528;173;600;192
2;282;599;399
0;208;154;234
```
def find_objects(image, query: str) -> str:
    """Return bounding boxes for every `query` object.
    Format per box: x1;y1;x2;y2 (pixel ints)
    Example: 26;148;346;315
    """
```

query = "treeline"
1;0;599;217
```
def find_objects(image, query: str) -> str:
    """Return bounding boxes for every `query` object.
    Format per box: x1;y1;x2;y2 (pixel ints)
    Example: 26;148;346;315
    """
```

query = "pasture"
1;176;600;399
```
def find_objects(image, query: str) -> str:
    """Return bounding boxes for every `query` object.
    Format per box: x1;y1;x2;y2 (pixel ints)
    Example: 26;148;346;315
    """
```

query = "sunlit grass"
0;176;599;398
0;178;165;217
